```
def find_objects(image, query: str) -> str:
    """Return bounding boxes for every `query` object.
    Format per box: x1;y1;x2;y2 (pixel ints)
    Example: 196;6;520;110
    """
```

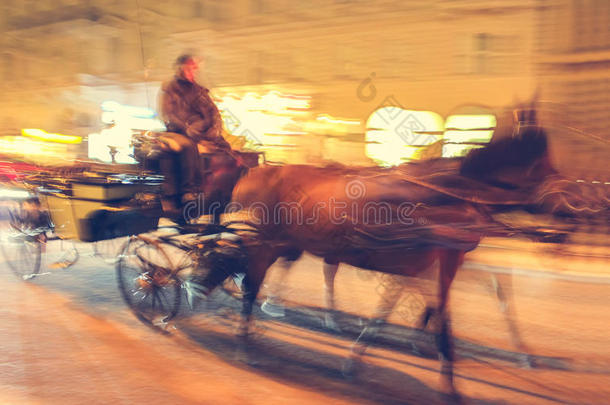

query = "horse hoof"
440;381;461;403
442;390;462;404
261;301;285;318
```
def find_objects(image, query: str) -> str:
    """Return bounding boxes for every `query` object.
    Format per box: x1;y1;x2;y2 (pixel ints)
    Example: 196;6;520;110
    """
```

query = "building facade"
0;0;606;173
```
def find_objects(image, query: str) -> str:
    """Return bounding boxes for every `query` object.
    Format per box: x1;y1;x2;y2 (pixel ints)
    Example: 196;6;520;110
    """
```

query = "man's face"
181;59;199;82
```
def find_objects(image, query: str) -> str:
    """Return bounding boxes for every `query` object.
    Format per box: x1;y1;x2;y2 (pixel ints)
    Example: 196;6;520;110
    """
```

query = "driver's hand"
158;136;181;152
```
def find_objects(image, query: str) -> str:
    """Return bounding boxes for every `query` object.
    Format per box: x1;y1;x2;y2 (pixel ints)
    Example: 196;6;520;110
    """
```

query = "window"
442;112;496;158
571;0;610;51
250;0;264;14
454;33;520;75
193;0;204;18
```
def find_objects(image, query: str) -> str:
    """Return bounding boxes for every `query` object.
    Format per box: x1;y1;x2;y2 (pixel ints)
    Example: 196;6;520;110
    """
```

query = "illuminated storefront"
442;108;497;158
364;106;497;166
0;129;83;164
365;108;444;166
88;101;165;164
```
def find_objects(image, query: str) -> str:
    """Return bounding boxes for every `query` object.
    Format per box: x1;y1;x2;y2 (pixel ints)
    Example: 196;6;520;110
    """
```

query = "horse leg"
323;261;340;331
260;257;294;317
236;250;276;364
236;271;265;364
491;273;533;368
417;306;436;330
409;304;436;356
436;249;462;399
414;264;440;333
342;274;403;377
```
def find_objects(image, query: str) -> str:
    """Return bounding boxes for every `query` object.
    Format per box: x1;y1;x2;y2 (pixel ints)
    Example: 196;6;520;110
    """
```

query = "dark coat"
159;75;229;149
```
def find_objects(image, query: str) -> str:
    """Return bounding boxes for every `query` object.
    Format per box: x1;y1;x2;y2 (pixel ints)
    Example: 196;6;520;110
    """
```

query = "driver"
158;53;232;210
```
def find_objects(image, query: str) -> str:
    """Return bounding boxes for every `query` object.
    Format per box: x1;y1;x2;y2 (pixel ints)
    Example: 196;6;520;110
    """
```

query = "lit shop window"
441;113;496;158
88;101;165;164
216;91;311;147
365;107;444;166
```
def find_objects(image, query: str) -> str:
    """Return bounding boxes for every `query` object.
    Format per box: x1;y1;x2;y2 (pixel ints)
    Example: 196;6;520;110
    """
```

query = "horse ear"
510;94;522;125
529;87;540;124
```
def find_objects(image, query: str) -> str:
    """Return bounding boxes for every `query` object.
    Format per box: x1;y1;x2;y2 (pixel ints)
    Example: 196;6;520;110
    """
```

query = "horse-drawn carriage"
2;121;603;399
0;130;262;329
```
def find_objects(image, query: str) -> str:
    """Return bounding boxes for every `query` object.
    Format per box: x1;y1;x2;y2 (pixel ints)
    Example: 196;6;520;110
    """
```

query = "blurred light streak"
101;101;156;118
443;129;494;144
217;90;312;151
88;125;136;164
101;112;165;131
442;143;485;157
445;114;497;130
21;128;82;144
0;187;31;199
365;108;444;166
0;136;71;162
316;114;361;126
441;113;496;158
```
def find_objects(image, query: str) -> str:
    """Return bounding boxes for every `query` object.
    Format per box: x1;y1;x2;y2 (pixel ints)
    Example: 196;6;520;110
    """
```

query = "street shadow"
176;318;500;405
184;289;575;373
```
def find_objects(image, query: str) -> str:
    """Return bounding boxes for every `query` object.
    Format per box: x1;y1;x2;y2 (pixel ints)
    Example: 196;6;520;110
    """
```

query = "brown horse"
188;125;576;398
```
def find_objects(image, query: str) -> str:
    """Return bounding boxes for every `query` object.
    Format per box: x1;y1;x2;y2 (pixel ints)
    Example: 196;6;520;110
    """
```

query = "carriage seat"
144;131;262;167
147;132;221;155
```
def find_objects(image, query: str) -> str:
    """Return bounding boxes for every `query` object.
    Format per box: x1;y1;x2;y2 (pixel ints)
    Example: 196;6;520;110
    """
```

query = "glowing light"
217;90;311;150
88;125;136;164
443;129;494;144
21;128;82;144
445;114;496;130
442;143;484;158
101;100;121;112
0;136;70;162
101;101;156;118
441;114;496;158
265;131;307;135
0;187;31;199
101;112;165;131
316;114;361;126
365;109;444;166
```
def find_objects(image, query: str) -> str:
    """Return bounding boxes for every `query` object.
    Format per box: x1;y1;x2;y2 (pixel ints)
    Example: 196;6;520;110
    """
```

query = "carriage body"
2;136;264;330
37;175;162;242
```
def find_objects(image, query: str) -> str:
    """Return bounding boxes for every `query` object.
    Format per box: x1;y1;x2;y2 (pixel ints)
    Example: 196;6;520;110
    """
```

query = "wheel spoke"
117;237;182;331
157;288;171;309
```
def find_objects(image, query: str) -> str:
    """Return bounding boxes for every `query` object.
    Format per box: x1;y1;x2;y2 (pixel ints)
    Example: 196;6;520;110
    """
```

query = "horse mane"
459;126;550;182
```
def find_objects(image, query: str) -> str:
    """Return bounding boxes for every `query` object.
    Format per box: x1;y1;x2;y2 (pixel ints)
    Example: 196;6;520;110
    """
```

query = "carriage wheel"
116;236;182;333
0;204;43;280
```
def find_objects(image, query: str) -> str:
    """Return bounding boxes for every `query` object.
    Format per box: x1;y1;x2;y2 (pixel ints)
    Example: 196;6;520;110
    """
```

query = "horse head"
459;124;608;222
460;125;557;190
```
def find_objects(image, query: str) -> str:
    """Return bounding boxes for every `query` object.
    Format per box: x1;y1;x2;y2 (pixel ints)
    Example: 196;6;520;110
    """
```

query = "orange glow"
21;128;82;144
